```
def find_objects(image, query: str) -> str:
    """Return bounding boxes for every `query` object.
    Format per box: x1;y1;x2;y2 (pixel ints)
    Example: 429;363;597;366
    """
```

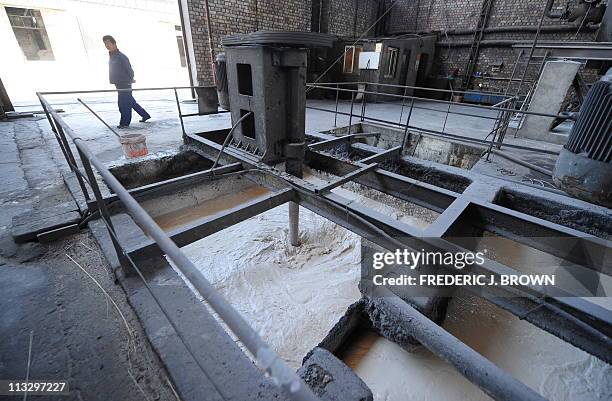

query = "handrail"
307;80;517;97
305;104;559;155
37;92;321;401
39;85;215;96
307;83;561;119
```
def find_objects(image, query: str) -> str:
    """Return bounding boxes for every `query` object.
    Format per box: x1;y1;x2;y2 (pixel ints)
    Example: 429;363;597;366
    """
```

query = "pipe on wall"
436;24;597;36
436;40;530;47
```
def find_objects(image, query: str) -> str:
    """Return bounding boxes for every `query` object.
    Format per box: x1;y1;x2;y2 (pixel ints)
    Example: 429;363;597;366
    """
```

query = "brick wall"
384;0;601;94
185;0;384;85
324;0;380;37
185;0;603;94
186;0;312;85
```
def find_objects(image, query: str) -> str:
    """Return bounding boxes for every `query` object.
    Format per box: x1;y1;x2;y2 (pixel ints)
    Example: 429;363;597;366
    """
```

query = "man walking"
103;35;150;128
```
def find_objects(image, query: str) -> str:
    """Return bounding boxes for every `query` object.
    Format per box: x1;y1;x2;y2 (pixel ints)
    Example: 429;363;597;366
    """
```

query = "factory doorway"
0;1;191;105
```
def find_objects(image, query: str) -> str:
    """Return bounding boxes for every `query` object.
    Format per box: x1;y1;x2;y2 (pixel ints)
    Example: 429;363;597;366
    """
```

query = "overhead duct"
553;69;612;207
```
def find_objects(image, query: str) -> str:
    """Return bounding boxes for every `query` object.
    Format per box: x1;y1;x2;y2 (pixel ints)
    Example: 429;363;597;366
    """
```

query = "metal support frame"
37;92;321;401
37;82;611;401
183;129;611;364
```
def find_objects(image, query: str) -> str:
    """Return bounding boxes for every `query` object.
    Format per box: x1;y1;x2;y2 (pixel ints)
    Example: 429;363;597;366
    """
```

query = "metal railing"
40;85;228;138
307;82;561;156
37;89;321;401
35;84;606;401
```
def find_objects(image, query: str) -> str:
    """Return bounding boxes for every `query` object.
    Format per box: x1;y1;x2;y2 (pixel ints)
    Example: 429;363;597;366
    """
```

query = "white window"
6;7;54;61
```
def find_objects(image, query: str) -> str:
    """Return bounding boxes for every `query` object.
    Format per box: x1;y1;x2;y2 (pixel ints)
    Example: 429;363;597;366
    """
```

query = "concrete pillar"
289;201;300;246
518;60;581;145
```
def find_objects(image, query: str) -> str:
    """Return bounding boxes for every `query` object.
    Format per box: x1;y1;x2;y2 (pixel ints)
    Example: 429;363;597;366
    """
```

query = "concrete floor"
0;234;178;401
0;117;177;400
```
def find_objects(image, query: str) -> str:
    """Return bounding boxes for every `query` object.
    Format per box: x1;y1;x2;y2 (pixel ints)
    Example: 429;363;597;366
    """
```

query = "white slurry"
158;177;610;401
171;181;434;369
344;293;611;401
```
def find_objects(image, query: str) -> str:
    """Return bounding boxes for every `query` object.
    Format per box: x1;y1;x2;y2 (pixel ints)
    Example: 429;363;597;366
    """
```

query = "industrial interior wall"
323;0;380;37
186;0;382;86
186;0;312;86
384;0;601;93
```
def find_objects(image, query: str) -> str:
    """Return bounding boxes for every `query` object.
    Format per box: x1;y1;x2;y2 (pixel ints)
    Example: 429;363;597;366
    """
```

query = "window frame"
5;7;55;61
384;47;399;78
343;45;362;74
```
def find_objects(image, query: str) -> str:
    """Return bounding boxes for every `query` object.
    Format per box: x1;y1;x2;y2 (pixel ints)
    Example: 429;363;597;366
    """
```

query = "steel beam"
128;188;294;262
185;132;612;363
424;198;472;237
478;292;612;364
306;149;457;213
310;146;611;275
358;146;402;164
307;132;381;151
463;200;612;275
512;41;612;61
87;162;244;212
315;163;378;194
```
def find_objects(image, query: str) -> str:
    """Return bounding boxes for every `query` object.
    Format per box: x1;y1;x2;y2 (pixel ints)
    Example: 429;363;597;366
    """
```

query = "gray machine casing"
225;45;307;164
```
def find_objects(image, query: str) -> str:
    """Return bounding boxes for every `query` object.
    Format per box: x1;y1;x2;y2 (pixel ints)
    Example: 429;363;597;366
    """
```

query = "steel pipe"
310;80;512;97
289;202;300;246
77;98;121;138
307;84;562;119
39;85;210;95
368;291;549;401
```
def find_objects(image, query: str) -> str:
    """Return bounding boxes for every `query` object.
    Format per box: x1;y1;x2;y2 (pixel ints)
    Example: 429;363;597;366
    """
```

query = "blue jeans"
117;86;150;126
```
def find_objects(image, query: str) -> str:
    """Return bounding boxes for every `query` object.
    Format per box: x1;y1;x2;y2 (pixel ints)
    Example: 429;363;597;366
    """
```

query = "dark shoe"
139;116;151;123
116;125;129;129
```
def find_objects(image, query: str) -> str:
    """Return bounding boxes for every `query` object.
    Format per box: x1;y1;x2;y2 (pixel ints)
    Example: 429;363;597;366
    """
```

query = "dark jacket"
109;50;134;88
